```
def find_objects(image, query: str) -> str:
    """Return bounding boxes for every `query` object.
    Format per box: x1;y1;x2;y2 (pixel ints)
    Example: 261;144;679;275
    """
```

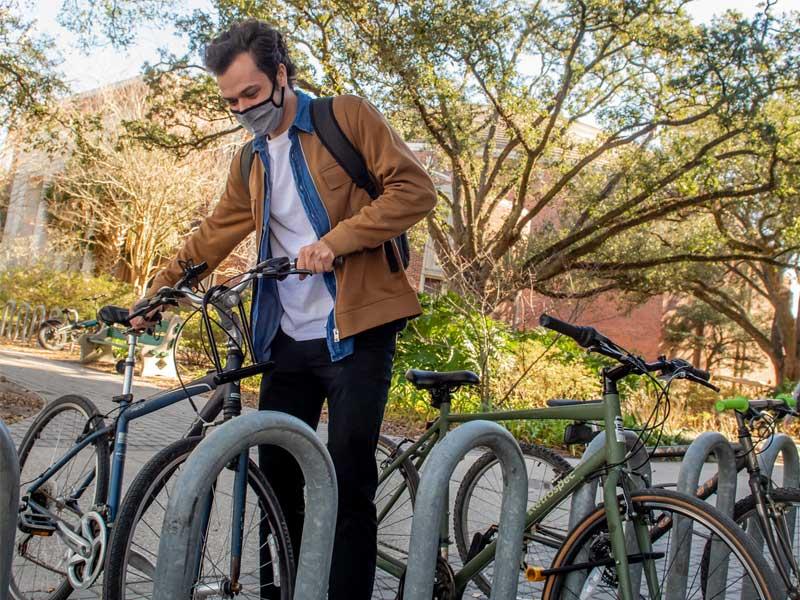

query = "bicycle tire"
12;394;110;600
373;435;420;600
721;486;800;597
453;442;573;597
542;488;781;600
37;320;67;351
103;436;295;600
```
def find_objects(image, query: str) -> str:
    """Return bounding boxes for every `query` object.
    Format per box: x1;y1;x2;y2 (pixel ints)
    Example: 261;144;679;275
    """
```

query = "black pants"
258;320;402;599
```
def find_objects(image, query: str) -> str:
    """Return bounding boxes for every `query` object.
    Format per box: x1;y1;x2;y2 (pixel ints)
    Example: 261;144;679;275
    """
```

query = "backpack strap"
311;97;408;273
239;139;255;191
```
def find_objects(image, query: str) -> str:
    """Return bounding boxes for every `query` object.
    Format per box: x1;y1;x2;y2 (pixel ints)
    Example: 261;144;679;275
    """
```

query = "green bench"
77;313;184;378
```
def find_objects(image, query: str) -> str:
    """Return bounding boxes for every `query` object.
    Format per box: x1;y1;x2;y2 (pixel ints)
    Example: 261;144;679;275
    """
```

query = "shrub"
0;266;135;324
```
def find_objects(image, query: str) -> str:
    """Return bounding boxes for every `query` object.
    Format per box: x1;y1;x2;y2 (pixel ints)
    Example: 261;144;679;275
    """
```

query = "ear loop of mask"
230;81;286;114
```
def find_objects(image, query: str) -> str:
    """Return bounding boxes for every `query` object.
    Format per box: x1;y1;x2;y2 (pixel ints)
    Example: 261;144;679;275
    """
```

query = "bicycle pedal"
18;512;56;536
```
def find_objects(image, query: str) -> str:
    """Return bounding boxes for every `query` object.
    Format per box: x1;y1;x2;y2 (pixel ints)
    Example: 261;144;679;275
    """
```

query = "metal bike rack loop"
667;432;737;600
0;301;16;338
0;419;20;600
152;412;337;600
12;302;32;340
30;305;46;336
402;421;527;600
567;431;653;596
758;432;800;488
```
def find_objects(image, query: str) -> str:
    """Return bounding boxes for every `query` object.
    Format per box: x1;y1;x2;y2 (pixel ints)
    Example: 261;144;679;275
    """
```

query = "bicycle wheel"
543;488;781;600
453;442;573;597
37;320;67;351
725;487;800;597
373;435;420;600
103;436;295;600
12;394;110;600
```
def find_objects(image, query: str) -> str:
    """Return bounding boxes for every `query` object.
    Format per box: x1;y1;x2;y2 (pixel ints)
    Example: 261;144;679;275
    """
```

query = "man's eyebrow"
223;84;260;103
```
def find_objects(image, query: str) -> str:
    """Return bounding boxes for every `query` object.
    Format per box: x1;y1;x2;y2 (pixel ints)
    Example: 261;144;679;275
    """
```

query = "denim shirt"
250;91;355;363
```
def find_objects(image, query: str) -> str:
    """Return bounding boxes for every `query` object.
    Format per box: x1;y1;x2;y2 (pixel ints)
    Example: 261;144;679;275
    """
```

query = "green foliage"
0;1;65;124
0;266;135;321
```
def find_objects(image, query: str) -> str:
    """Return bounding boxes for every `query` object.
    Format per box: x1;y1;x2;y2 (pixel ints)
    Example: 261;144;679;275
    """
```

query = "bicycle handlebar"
716;394;798;415
539;313;719;392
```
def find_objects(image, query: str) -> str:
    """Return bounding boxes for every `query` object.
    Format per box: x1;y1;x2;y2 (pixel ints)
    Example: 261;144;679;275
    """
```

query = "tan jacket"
147;93;437;340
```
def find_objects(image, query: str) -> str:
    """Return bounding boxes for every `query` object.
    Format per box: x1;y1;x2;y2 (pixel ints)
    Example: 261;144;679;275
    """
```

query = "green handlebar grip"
776;393;797;409
715;396;750;412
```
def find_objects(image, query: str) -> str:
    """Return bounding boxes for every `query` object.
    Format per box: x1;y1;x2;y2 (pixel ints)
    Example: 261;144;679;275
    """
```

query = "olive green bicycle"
373;314;781;599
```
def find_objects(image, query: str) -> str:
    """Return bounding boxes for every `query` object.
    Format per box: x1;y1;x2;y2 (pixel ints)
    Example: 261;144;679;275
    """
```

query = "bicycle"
11;257;306;600
37;299;103;351
375;313;781;599
712;394;800;599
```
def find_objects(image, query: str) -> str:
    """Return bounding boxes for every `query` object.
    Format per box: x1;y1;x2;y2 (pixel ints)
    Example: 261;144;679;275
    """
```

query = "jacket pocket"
320;162;351;190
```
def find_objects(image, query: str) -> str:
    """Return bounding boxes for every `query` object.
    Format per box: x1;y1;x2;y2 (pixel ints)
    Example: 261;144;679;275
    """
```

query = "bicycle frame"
23;332;236;522
378;372;658;599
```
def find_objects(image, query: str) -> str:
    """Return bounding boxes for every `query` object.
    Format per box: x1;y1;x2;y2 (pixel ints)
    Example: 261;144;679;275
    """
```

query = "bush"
0;266;135;324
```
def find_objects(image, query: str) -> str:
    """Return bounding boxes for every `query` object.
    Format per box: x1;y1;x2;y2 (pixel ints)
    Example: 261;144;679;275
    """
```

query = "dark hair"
204;20;296;86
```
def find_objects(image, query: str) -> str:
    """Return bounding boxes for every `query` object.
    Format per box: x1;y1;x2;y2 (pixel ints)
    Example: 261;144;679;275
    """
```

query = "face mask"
231;85;286;138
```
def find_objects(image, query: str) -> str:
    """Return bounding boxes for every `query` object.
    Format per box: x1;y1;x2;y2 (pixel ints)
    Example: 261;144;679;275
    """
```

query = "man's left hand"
297;240;336;279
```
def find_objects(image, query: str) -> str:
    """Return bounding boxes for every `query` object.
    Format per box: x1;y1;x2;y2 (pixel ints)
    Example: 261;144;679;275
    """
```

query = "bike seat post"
121;333;138;397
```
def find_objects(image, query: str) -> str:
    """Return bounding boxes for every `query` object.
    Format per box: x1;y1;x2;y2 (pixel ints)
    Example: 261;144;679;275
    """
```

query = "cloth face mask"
231;86;286;138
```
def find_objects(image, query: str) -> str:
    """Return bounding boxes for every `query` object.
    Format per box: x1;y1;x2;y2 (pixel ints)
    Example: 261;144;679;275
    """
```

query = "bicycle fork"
739;418;800;597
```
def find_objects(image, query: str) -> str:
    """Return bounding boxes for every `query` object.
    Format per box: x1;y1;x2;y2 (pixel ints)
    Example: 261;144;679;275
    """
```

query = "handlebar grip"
539;314;593;347
690;367;710;381
776;393;798;410
715;396;750;412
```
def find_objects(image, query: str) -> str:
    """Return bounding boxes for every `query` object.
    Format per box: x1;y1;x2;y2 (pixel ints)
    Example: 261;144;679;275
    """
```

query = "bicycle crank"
396;556;456;600
65;511;107;589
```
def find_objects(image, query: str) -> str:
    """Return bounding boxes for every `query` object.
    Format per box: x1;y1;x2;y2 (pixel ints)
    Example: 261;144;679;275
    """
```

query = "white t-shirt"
267;129;334;341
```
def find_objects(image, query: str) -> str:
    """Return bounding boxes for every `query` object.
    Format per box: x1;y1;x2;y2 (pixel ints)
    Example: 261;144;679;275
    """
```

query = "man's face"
218;51;281;112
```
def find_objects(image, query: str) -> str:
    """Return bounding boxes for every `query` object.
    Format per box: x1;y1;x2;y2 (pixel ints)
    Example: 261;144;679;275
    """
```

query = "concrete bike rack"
402;421;527;600
0;301;15;338
152;412;337;600
0;419;20;600
566;431;653;596
666;432;737;600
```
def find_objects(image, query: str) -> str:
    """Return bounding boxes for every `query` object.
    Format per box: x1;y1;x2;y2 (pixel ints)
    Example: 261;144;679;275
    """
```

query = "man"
132;19;436;599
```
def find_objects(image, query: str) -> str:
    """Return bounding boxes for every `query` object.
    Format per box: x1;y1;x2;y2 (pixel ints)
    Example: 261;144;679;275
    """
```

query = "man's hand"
297;240;336;279
128;299;161;331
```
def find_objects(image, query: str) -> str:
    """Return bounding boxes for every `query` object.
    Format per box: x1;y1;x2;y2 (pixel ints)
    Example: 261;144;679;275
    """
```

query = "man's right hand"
128;299;161;331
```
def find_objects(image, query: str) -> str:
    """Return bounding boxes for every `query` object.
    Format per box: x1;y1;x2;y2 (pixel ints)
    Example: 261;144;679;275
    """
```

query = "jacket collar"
250;90;313;152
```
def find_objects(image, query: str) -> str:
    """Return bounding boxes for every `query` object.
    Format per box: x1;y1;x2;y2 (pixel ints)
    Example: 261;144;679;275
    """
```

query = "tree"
0;0;64;124
46;86;234;294
58;0;800;307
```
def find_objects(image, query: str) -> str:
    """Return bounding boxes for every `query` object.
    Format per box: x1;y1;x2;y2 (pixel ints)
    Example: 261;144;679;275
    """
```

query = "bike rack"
746;432;800;595
0;419;20;600
152;412;338;600
667;432;737;600
758;433;800;488
0;301;16;338
402;421;527;600
567;431;653;595
12;302;32;340
30;305;46;336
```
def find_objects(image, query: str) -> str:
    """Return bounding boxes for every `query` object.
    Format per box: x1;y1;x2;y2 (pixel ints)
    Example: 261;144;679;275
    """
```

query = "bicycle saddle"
98;305;130;327
405;369;480;390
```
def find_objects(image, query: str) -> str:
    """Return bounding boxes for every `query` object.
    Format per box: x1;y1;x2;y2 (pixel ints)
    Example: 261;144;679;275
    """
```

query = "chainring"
396;556;456;600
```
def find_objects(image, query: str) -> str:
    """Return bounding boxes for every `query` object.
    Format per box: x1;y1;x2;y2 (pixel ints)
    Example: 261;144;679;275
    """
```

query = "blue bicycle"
11;257;305;600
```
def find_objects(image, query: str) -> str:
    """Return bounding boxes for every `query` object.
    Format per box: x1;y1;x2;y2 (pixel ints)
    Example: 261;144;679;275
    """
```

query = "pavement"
0;347;790;599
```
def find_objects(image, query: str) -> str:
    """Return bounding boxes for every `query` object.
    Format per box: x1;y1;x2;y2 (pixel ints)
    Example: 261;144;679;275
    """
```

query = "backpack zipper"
297;139;340;343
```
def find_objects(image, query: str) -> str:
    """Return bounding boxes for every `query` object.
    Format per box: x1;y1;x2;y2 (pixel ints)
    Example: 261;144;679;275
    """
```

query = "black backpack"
239;96;410;273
